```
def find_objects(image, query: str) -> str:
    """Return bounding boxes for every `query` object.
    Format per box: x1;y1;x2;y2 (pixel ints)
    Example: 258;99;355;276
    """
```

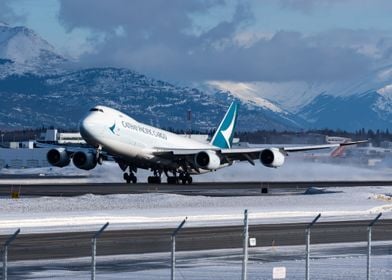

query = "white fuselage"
80;105;215;170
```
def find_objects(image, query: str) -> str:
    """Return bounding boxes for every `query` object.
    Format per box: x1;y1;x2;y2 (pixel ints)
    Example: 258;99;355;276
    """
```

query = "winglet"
210;102;239;149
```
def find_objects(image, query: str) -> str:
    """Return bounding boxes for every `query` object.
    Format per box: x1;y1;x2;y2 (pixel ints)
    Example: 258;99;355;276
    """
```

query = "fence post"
171;217;187;280
242;209;249;280
367;213;382;280
91;222;109;280
2;228;20;280
305;214;321;280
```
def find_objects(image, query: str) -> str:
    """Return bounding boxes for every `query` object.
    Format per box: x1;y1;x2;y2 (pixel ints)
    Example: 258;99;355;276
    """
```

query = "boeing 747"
46;102;366;184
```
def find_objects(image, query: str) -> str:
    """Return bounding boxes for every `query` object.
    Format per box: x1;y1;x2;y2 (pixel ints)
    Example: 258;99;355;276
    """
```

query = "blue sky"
2;0;392;83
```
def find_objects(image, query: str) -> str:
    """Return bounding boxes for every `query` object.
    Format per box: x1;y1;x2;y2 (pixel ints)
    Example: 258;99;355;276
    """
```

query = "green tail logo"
109;122;116;134
211;102;238;149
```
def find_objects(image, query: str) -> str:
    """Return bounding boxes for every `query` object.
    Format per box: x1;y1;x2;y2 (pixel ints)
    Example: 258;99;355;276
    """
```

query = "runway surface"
1;219;391;261
1;180;392;196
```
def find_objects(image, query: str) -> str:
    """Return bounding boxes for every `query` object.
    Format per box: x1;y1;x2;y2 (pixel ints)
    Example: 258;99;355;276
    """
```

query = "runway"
1;180;392;196
1;219;391;261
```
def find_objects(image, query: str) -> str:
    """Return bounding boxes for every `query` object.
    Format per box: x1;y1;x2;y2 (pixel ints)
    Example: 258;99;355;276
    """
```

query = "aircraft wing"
219;140;367;163
154;140;367;165
281;140;368;152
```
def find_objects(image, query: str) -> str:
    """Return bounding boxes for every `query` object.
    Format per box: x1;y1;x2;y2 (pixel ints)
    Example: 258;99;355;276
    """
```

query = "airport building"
0;147;50;169
0;129;85;169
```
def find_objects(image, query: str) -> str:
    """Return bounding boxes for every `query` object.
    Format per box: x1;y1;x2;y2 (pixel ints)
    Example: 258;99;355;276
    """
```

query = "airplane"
46;102;367;184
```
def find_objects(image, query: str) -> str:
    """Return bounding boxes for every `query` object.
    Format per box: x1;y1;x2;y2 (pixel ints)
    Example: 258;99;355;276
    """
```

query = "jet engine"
47;148;70;167
72;151;97;170
194;150;221;170
260;148;285;168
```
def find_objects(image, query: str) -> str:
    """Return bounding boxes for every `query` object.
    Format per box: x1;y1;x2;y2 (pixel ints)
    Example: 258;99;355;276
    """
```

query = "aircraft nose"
80;115;97;141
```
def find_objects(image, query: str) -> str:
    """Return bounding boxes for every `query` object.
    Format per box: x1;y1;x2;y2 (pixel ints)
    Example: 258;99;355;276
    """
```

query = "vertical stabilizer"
210;102;238;149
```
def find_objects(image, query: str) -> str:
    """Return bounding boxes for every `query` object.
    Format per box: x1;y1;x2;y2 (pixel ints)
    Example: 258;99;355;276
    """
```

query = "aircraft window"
89;108;104;113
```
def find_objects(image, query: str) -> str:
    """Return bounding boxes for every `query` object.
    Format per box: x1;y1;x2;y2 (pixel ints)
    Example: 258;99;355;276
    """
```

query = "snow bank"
1;186;391;234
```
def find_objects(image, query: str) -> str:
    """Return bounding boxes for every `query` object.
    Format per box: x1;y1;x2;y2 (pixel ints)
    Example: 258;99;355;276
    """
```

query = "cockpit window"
89;108;104;113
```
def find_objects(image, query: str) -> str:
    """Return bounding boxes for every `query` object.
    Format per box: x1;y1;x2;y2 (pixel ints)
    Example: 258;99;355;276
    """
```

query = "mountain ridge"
1;23;391;131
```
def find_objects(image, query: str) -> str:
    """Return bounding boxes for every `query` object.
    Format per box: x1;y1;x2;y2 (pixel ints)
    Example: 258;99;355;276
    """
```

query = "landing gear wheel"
148;176;161;184
124;172;137;184
123;172;129;183
179;173;192;185
97;155;104;165
167;177;178;184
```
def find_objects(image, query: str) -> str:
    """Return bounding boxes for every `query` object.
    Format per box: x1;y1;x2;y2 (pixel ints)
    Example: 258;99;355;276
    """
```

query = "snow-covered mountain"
0;22;66;77
0;67;305;131
207;65;392;130
0;24;305;131
1;23;391;131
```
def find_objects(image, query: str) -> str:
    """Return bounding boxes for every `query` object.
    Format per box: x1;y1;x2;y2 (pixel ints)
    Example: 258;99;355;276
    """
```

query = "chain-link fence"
1;212;391;279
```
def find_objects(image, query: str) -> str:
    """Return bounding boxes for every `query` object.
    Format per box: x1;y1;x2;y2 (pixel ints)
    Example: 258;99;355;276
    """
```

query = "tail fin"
210;102;238;149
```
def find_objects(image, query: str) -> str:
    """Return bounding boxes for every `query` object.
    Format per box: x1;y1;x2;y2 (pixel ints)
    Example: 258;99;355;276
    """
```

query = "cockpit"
89;108;104;113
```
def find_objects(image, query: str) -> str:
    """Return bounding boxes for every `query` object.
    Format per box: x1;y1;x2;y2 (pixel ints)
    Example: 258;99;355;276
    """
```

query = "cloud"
56;0;390;83
0;0;25;24
278;0;349;13
278;0;392;14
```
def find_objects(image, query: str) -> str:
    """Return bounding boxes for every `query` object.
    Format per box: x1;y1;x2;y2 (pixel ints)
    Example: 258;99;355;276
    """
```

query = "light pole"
306;213;321;280
367;213;382;280
171;217;187;280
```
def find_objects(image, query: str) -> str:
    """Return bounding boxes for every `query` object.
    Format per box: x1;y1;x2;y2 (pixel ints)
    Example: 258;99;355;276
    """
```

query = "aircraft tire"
97;155;103;165
167;177;178;184
148;176;161;184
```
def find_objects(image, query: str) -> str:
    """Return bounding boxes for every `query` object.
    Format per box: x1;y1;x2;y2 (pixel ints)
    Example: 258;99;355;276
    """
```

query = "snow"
204;64;392;120
1;156;392;234
0;24;66;77
0;184;391;234
0;155;391;233
377;84;392;96
0;26;52;63
206;80;286;113
206;80;316;112
1;159;392;277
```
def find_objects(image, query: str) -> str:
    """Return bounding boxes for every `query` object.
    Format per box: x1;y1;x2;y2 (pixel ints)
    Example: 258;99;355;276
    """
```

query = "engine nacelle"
47;148;70;167
194;150;221;170
260;148;285;168
72;151;97;170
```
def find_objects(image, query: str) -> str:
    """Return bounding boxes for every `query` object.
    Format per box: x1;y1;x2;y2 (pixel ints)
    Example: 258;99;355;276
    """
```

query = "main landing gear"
166;171;192;185
179;173;192;185
147;170;162;184
123;168;137;184
123;172;137;184
122;167;193;185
